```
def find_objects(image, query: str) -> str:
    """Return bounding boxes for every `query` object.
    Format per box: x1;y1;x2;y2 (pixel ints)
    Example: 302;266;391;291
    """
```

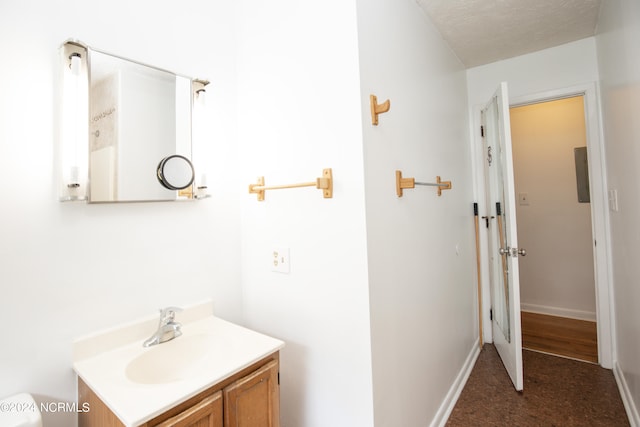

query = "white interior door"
481;82;524;391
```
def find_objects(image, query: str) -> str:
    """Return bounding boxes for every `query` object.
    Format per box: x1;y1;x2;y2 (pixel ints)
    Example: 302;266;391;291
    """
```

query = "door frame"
472;82;614;368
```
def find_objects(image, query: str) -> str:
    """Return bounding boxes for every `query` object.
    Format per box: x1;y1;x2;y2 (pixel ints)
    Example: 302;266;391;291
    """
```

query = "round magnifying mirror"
157;155;195;190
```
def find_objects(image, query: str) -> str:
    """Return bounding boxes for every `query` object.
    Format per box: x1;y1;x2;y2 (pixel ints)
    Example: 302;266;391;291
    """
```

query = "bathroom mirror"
87;47;197;202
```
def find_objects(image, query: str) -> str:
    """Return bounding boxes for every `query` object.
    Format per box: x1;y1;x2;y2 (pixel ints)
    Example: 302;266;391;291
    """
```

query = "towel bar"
249;168;333;201
395;170;452;197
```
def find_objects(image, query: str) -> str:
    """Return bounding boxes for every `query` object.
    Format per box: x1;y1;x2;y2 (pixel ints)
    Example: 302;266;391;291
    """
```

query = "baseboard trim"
430;339;481;427
520;303;596;322
614;361;640;427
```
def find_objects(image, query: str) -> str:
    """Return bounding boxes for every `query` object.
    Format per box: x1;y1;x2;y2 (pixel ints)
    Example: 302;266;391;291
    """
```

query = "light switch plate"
518;192;530;206
609;189;619;212
271;248;290;274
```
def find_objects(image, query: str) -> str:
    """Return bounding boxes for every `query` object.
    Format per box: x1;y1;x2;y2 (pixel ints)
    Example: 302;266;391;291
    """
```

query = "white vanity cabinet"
78;352;280;427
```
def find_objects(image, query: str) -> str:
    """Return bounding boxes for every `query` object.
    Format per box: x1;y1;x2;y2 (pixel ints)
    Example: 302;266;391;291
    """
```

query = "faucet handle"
159;306;183;322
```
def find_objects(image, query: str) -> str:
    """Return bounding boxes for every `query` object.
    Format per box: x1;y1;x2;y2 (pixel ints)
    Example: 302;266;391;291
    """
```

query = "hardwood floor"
521;311;598;363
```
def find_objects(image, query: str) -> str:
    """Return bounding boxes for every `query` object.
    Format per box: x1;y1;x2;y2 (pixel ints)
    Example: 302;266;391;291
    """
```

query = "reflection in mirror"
87;48;195;202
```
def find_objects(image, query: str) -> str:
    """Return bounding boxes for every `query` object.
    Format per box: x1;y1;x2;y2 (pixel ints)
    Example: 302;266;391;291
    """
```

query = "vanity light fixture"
192;79;210;199
59;40;89;201
193;79;209;105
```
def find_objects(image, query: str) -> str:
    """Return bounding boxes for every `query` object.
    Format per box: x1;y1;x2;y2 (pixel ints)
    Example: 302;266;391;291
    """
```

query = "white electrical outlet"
271;248;290;273
518;192;530;206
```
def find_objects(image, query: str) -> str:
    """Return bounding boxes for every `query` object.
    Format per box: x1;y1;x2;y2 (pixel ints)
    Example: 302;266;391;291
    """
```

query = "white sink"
73;308;285;427
125;334;211;384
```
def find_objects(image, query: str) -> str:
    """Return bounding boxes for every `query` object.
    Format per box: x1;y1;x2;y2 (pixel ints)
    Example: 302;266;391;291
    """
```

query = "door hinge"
489;308;493;321
480;125;485;137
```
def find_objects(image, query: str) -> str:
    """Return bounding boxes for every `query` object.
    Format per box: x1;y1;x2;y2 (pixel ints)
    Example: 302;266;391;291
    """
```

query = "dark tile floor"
446;344;629;426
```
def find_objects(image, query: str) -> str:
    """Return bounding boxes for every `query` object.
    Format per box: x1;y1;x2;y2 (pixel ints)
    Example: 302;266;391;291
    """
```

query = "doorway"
475;82;613;369
509;95;598;363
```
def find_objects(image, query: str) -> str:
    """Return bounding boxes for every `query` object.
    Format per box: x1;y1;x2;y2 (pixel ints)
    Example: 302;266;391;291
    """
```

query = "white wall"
235;0;477;425
357;0;476;425
0;2;242;426
596;0;640;421
467;38;600;106
510;97;596;320
235;1;375;426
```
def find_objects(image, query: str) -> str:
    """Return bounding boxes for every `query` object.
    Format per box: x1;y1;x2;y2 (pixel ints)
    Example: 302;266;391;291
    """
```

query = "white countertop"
73;301;284;426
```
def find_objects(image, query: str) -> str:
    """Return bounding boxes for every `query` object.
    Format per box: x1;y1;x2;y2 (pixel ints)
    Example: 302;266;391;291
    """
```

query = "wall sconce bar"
59;40;89;201
370;94;390;126
395;170;452;197
192;79;210;199
249;168;333;201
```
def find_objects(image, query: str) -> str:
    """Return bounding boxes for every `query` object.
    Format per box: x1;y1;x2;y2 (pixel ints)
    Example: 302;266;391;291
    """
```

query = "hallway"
446;345;628;426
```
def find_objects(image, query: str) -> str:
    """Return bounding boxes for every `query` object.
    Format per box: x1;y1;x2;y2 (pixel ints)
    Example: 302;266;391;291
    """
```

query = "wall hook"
370;94;390;125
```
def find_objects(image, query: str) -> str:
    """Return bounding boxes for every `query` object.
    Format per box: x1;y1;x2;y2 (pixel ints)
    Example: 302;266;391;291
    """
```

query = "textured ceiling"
416;0;602;68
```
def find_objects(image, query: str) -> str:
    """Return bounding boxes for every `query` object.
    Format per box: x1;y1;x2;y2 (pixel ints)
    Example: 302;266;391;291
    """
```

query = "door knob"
516;248;526;256
499;247;509;255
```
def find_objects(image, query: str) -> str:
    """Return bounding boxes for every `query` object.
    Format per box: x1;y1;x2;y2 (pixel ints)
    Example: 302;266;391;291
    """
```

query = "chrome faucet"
143;306;183;347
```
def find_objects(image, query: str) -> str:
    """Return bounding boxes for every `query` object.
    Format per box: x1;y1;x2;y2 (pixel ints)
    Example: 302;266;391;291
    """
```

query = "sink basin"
125;334;211;384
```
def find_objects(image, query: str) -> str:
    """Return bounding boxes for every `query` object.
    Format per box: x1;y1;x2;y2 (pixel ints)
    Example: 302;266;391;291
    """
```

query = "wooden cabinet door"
224;360;279;427
156;391;223;427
